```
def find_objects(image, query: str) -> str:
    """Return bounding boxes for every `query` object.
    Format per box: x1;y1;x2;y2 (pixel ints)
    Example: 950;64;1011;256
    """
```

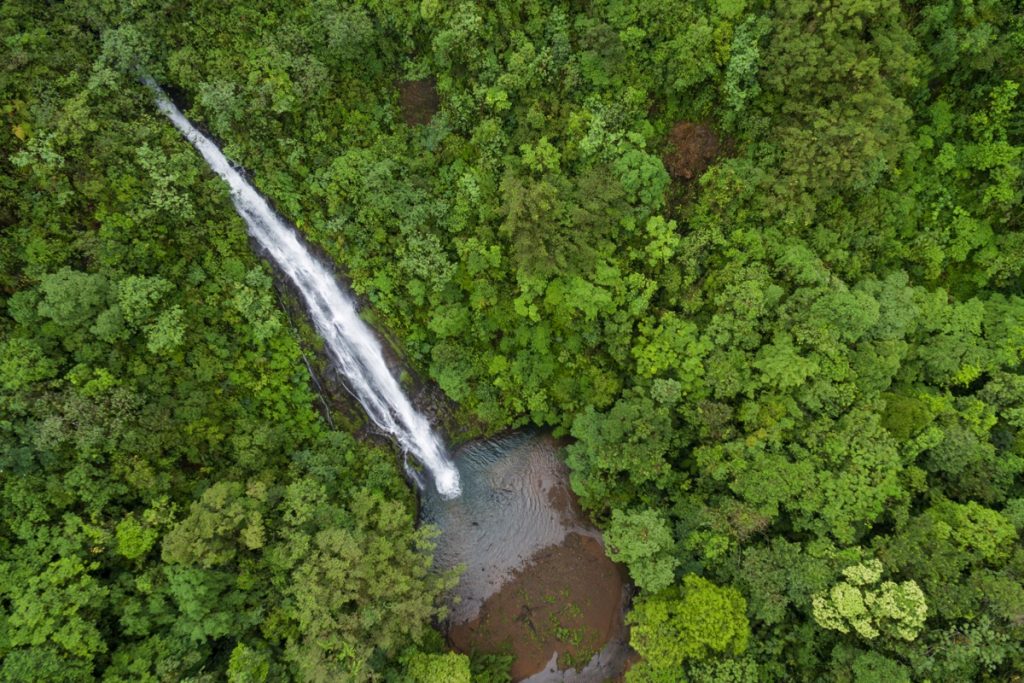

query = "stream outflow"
147;78;461;498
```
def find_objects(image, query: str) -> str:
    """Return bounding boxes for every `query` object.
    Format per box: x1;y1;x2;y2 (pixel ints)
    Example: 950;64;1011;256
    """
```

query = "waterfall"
146;78;461;498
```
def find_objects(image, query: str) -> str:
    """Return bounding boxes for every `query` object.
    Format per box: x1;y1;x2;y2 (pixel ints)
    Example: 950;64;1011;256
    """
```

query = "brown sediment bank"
449;532;629;680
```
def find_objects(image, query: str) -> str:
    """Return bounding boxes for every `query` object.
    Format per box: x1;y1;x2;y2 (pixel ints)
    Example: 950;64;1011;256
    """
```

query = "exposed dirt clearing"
398;77;439;125
663;121;720;180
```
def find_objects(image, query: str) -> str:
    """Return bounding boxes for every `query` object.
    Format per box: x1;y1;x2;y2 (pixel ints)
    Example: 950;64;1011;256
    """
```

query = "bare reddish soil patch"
663;121;720;180
449;533;627;681
398;77;440;125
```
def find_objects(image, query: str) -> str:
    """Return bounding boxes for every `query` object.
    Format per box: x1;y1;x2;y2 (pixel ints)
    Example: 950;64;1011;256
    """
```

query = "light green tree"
605;508;678;593
812;559;927;641
227;642;271;683
401;650;471;683
628;575;749;676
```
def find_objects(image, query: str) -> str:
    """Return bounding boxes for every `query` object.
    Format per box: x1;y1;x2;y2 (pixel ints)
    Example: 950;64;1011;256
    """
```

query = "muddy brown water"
421;432;633;681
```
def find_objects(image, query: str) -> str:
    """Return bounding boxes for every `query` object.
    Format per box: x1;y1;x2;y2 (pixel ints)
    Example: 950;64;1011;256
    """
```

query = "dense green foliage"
2;0;1023;680
0;4;458;680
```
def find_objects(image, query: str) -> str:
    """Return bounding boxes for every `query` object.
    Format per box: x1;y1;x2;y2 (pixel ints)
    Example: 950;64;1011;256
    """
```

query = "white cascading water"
146;78;461;498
